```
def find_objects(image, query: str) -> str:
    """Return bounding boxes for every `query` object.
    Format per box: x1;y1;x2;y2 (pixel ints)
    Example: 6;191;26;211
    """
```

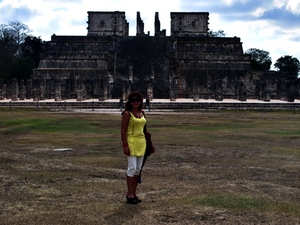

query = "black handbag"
138;125;155;184
144;128;154;159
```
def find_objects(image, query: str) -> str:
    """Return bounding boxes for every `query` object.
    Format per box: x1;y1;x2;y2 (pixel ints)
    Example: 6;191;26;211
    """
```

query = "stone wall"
171;12;209;37
87;11;129;36
1;11;299;102
0;74;299;102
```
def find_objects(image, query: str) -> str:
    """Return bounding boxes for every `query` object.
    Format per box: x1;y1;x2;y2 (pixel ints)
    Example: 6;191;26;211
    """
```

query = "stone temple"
18;11;296;101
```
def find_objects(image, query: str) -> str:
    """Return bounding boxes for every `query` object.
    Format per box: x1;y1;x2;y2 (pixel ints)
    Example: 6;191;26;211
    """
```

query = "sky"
1;0;300;70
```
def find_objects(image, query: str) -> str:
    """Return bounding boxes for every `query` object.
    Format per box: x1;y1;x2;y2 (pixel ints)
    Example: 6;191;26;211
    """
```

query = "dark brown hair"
124;91;143;112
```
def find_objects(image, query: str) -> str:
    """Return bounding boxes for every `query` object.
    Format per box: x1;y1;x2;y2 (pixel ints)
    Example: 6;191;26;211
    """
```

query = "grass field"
0;108;300;224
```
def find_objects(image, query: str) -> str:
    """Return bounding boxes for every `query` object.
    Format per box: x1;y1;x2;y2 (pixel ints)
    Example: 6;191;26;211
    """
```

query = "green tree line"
0;21;43;80
245;48;300;80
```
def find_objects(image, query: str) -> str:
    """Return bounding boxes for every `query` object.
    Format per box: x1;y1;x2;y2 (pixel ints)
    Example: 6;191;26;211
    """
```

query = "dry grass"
0;108;300;224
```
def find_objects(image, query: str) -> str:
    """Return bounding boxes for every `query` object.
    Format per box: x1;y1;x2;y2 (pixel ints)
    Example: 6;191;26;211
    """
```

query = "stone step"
0;100;299;111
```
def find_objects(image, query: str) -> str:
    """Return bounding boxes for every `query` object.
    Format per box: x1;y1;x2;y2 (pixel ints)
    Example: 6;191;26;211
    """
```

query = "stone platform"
0;98;300;111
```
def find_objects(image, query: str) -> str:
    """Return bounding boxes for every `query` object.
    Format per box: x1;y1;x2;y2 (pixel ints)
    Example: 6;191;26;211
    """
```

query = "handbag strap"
141;110;148;134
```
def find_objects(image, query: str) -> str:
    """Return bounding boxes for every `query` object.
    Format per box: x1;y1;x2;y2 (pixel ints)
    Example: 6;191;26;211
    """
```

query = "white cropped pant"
127;156;144;177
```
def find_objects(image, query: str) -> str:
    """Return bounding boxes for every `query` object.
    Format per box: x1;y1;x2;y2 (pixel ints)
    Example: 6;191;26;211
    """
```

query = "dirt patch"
0;110;299;224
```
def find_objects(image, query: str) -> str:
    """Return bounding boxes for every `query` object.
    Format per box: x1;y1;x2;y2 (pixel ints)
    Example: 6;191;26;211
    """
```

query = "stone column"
0;79;4;100
45;79;50;99
148;65;155;101
33;79;39;101
33;79;45;101
98;78;105;101
35;79;46;100
122;81;127;100
69;79;76;99
50;79;56;99
65;79;72;99
147;79;154;101
127;65;133;97
86;79;93;99
278;78;287;100
127;81;131;98
99;76;110;101
264;91;271;102
55;79;62;101
103;78;108;100
170;76;177;101
215;79;223;101
61;79;67;100
257;80;264;100
26;79;32;99
82;80;87;101
77;79;83;101
108;76;114;99
287;84;295;102
238;80;246;101
11;78;18;101
19;79;25;100
6;81;11;99
193;79;199;101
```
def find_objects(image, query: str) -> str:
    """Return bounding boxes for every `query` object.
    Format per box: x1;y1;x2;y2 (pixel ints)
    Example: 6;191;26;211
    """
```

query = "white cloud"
251;7;266;17
222;0;234;5
222;0;250;6
10;0;182;38
286;0;300;14
1;0;300;69
272;0;300;13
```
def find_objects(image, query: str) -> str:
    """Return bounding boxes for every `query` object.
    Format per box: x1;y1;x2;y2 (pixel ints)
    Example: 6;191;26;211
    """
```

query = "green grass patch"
0;111;120;138
16;169;85;181
193;195;269;210
0;118;112;134
191;195;300;216
69;155;123;167
267;146;300;156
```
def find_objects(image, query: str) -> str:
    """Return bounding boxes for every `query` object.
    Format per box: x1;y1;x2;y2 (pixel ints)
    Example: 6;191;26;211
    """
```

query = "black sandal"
135;196;142;203
126;196;138;204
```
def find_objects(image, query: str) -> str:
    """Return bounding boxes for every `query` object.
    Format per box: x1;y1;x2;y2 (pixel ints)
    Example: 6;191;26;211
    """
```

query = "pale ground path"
0;98;300;114
1;98;299;113
1;98;299;103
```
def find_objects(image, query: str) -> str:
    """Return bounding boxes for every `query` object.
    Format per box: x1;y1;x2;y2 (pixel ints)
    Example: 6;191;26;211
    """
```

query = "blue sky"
1;0;300;69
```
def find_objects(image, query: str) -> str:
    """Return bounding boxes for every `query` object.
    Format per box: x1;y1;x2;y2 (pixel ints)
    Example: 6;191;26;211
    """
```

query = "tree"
245;48;272;71
3;21;31;53
11;36;44;79
0;21;43;80
20;36;44;68
274;55;300;80
10;57;35;80
0;28;18;79
208;30;226;37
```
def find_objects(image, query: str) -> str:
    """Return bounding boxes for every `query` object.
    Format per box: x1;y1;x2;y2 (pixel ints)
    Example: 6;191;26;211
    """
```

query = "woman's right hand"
123;147;130;156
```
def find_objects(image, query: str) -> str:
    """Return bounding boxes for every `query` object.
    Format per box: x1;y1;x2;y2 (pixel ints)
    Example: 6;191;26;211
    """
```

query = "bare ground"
0;110;300;224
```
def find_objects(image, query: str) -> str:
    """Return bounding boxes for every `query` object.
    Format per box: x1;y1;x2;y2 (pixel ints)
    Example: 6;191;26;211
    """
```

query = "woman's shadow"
104;203;144;224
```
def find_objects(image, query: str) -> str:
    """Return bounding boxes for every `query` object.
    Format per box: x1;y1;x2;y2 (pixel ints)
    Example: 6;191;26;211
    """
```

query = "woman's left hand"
151;145;155;154
123;146;130;156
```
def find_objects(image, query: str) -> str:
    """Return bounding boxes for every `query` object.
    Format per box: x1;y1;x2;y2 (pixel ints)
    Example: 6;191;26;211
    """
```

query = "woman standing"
121;91;146;204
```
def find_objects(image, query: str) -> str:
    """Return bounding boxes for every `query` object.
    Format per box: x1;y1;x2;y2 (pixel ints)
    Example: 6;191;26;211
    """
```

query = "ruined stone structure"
0;11;299;102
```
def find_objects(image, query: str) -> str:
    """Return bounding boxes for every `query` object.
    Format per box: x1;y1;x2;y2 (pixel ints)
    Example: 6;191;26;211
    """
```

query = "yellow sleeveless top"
127;112;147;156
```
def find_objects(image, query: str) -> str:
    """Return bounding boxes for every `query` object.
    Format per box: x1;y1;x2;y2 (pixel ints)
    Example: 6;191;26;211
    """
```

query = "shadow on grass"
104;203;144;224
